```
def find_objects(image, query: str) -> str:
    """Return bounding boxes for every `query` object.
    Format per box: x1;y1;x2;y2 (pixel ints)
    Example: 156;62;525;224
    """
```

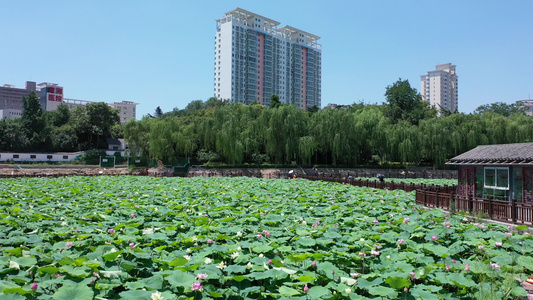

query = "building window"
484;167;509;189
30;155;36;159
13;155;19;159
63;155;68;160
47;155;53;159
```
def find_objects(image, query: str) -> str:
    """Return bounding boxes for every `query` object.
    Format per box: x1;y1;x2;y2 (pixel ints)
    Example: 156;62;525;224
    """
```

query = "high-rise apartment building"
420;63;458;113
215;8;321;109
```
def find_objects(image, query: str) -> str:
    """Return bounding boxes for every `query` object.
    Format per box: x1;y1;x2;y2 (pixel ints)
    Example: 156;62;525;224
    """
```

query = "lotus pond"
0;176;532;299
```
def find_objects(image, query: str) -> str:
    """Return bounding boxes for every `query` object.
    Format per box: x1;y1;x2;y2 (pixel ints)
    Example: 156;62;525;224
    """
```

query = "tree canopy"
383;78;436;125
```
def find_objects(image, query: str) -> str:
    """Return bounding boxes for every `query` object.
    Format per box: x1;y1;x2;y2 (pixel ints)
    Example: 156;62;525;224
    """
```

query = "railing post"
436;191;439;208
511;198;517;224
488;197;493;220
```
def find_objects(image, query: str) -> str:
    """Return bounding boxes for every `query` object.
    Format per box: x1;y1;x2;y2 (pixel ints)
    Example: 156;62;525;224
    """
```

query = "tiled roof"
447;142;533;165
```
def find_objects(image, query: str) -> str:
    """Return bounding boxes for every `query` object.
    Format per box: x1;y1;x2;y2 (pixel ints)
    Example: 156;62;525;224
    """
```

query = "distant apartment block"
0;81;137;124
215;8;321;109
517;99;533;116
421;63;458;113
109;101;137;124
0;81;37;119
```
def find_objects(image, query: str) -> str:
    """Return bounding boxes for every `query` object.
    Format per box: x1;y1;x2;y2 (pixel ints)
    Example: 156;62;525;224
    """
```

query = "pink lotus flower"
54;274;61;278
397;239;406;244
370;250;380;256
256;234;262;239
464;264;470;271
478;245;484;249
31;283;38;291
452;259;456;263
375;244;382;249
490;262;501;270
431;236;438;241
359;252;366;257
350;272;360;278
403;218;410;224
262;230;271;237
206;239;214;244
191;281;202;291
108;229;115;234
131;213;136;218
495;242;503;247
129;242;135;248
65;242;74;247
312;261;317;267
304;284;309;293
197;273;208;280
445;265;450;271
93;272;100;279
373;220;379;225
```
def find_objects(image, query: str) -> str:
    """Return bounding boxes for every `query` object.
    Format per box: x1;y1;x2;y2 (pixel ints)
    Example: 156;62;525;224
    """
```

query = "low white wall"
0;152;83;162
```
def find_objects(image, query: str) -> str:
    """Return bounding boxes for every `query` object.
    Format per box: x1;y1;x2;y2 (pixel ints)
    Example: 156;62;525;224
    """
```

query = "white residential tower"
215;8;321;109
421;63;458;113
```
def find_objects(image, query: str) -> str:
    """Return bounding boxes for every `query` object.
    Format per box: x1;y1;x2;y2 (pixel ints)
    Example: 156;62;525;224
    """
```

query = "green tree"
86;102;120;149
383;78;435;125
21;92;49;150
269;94;281;108
0;119;30;151
474;101;526;117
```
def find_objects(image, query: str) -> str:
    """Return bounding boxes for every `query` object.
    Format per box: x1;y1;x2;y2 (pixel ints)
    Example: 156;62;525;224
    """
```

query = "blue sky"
1;1;532;119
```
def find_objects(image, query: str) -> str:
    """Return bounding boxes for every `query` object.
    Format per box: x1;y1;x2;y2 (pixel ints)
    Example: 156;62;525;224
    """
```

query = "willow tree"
264;105;308;164
124;117;153;158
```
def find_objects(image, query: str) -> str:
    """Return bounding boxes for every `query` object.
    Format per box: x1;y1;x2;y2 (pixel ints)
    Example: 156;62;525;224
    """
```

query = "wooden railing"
415;189;533;226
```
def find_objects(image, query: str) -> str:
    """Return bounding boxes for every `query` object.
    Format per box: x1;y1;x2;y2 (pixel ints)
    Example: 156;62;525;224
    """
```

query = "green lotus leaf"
0;293;26;300
38;265;59;274
518;256;533;271
52;283;94;300
307;286;331;298
297;275;315;282
410;287;441;299
166;270;196;288
252;244;273;253
368;286;398;297
102;250;124;262
168;257;188;267
356;277;383;290
60;265;90;277
448;273;476;288
385;276;410;289
273;267;298;275
11;257;36;268
279;286;300;296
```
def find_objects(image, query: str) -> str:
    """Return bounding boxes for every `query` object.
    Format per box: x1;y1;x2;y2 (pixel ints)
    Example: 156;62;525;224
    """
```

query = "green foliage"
269;94;281;108
383;78;436;125
0;176;530;299
474;101;526;117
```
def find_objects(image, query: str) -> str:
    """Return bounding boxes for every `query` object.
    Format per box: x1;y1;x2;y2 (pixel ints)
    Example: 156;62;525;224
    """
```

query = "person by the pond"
376;173;385;182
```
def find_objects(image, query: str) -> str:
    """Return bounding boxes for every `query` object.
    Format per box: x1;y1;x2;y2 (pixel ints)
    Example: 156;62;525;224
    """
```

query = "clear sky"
1;1;532;119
